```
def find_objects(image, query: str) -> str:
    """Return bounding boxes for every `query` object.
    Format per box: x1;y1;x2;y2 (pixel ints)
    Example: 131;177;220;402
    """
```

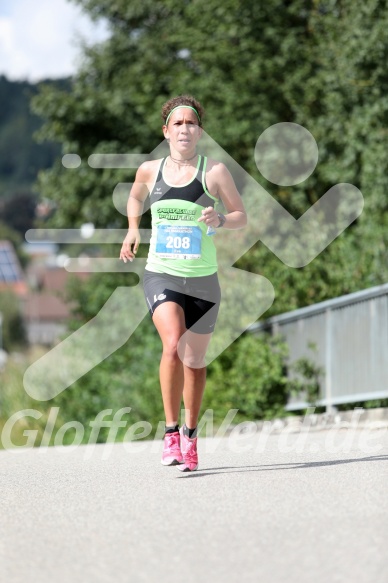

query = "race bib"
155;225;202;259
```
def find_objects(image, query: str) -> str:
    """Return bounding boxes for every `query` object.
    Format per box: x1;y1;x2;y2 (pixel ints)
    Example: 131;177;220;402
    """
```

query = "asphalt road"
1;426;387;583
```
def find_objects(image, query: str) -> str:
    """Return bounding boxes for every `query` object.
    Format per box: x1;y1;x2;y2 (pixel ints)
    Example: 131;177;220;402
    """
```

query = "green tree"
0;291;26;351
0;221;29;267
33;0;388;288
0;75;63;198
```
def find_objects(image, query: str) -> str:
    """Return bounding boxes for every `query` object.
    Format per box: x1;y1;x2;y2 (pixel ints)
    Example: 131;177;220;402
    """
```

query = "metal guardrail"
250;283;388;412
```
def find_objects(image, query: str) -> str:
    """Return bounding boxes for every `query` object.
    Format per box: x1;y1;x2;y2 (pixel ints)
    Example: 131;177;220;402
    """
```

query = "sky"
0;0;109;82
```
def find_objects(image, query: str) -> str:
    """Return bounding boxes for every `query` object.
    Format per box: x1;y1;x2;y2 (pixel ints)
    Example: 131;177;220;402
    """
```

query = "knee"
181;352;206;369
162;338;181;362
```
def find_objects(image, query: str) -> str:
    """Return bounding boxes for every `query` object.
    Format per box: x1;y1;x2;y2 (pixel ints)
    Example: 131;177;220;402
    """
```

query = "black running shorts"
143;270;221;334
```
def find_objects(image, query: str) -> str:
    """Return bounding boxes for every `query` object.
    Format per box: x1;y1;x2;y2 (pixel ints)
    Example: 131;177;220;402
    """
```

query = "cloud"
0;0;109;81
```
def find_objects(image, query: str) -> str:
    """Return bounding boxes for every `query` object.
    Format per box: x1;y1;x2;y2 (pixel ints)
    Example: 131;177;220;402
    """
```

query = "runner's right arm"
120;162;153;263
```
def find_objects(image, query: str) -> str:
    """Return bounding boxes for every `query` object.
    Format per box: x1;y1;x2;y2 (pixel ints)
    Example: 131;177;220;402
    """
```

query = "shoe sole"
177;464;198;472
161;459;183;466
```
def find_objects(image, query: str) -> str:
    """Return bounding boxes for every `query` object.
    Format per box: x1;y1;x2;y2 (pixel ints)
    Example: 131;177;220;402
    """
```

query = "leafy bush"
47;316;164;445
203;332;290;424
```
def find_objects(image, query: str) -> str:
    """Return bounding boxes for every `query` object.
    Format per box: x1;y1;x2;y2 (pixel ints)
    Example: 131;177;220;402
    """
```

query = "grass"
0;346;52;449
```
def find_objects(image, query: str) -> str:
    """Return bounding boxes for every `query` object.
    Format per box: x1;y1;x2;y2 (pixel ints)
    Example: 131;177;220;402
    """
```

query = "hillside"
0;75;68;233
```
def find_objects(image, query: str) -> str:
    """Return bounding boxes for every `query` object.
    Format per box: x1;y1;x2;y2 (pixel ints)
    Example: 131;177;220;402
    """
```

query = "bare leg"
151;302;186;426
152;304;213;428
178;330;213;429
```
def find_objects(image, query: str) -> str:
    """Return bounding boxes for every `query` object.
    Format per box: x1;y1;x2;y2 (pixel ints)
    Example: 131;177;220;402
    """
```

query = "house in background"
23;244;89;346
0;239;88;346
0;240;27;351
0;240;28;296
23;277;71;345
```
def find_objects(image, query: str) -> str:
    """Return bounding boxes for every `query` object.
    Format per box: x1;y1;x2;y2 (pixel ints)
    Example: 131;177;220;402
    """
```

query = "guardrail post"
325;308;335;413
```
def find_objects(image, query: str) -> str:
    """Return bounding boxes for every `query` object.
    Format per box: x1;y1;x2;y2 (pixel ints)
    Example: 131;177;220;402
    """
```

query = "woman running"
120;95;246;471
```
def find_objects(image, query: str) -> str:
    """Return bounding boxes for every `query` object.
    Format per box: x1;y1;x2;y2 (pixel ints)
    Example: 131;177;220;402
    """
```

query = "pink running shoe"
177;429;198;472
161;431;183;466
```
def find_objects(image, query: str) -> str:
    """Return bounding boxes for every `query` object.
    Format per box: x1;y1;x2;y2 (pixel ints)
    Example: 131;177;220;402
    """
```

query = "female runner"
120;95;246;471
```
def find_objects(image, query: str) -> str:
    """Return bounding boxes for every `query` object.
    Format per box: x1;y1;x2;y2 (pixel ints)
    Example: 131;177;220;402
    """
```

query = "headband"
165;105;201;125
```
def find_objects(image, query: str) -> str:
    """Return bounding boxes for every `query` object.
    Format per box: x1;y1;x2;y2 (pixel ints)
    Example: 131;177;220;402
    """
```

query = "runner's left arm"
198;162;247;229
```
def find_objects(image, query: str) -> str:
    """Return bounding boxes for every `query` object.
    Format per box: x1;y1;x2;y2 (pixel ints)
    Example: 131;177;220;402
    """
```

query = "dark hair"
161;95;204;127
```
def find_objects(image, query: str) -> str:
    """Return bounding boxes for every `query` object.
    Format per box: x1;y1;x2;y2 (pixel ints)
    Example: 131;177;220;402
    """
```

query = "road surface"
1;425;387;583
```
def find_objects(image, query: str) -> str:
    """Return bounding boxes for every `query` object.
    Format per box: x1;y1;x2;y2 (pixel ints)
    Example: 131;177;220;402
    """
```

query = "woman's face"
163;107;202;153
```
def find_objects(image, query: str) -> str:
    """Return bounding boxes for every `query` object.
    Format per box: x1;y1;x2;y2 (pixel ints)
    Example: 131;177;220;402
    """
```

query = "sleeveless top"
145;155;219;277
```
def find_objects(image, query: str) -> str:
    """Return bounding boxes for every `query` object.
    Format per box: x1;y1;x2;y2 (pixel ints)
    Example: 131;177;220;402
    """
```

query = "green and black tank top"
145;155;219;277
